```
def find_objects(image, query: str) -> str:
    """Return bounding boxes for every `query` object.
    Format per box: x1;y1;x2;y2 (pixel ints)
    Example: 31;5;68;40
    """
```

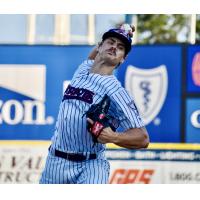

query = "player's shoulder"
108;76;134;98
79;59;94;71
72;59;94;79
82;59;94;66
105;76;124;96
110;76;122;87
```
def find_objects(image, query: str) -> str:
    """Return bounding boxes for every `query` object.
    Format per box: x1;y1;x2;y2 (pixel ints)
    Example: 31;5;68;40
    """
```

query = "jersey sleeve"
72;59;94;79
111;88;144;130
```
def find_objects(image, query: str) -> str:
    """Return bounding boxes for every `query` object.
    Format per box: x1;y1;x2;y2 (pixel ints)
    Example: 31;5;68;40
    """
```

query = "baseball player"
39;24;149;184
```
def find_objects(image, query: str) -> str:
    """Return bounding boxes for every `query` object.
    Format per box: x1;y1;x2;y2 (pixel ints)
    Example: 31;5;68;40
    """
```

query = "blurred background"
0;14;200;184
0;14;199;44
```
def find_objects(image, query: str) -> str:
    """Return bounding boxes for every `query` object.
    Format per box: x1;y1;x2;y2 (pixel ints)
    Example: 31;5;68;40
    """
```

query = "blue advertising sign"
117;45;182;142
186;98;200;143
187;45;200;93
0;45;92;140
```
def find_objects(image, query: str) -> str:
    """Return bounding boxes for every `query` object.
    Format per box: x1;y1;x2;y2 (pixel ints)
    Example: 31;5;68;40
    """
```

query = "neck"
90;56;115;76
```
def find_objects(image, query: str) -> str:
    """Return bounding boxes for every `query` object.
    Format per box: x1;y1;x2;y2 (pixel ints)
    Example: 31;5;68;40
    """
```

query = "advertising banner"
106;147;200;184
117;45;182;142
0;141;49;183
186;98;200;142
0;45;194;143
0;141;200;184
109;160;200;184
187;45;200;93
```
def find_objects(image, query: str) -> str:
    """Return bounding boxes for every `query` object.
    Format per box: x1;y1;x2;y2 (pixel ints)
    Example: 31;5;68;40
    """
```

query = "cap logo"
113;29;131;41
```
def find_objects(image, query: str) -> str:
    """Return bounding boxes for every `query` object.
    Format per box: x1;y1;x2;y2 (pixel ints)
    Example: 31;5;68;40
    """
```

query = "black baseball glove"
85;94;119;143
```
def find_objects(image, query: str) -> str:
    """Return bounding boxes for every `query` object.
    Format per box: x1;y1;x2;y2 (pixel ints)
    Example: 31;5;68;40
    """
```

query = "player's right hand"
97;127;118;144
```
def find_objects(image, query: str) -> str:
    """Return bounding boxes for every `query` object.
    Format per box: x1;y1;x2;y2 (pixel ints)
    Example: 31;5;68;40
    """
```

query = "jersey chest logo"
62;85;94;104
125;65;168;125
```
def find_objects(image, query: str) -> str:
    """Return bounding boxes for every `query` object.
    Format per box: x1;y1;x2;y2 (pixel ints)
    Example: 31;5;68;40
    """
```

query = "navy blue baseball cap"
102;25;133;56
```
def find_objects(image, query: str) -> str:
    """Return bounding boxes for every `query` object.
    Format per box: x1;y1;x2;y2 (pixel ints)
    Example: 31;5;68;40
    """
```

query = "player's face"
98;37;126;66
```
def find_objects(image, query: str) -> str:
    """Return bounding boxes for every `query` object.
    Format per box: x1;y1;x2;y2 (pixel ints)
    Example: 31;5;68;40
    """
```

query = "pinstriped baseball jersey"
50;59;144;154
40;59;144;184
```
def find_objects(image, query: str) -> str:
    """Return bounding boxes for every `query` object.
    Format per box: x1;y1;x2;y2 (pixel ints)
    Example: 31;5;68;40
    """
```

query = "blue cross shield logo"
125;65;168;125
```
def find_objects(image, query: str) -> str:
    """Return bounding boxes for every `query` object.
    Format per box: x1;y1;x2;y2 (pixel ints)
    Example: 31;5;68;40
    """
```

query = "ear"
98;41;103;46
97;41;103;51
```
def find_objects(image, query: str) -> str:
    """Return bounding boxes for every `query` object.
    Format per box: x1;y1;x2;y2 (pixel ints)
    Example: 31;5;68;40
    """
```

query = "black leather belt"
54;149;97;162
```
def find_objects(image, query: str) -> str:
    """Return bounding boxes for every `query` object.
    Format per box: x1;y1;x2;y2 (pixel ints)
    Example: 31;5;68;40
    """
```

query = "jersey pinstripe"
50;59;144;154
